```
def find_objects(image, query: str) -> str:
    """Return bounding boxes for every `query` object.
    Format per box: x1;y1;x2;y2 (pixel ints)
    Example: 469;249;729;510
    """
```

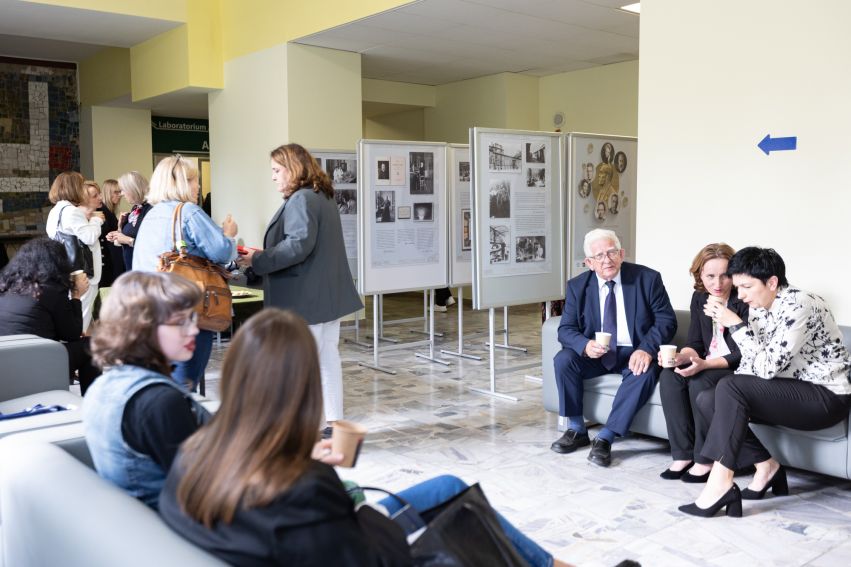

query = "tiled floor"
204;294;851;567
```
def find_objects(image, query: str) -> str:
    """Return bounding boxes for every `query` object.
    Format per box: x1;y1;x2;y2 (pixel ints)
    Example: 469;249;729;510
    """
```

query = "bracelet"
727;322;747;334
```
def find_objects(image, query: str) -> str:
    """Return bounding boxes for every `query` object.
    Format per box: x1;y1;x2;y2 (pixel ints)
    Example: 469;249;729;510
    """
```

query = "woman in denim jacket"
133;155;238;389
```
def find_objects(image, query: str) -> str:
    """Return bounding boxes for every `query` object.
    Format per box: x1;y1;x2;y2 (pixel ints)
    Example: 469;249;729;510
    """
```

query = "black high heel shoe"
660;461;694;480
741;466;788;500
678;484;742;518
681;469;710;483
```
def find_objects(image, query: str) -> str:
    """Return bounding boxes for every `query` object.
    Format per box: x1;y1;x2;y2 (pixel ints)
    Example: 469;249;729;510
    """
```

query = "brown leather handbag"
157;203;233;332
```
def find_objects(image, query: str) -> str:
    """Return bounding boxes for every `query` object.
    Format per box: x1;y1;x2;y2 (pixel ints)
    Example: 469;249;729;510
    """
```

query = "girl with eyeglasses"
132;155;239;390
83;271;212;509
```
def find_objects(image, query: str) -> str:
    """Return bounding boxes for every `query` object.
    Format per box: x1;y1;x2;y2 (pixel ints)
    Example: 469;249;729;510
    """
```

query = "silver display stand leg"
470;308;519;402
415;289;451;366
342;316;372;348
525;300;551;384
440;287;482;361
410;290;444;337
358;294;397;375
366;294;399;344
484;306;528;353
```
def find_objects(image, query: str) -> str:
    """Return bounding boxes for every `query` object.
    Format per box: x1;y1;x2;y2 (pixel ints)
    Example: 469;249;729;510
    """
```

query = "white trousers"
79;283;99;333
309;318;343;422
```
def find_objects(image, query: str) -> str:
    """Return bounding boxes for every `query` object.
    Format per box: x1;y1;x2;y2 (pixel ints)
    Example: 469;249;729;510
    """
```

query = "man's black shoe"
550;429;590;454
587;437;612;467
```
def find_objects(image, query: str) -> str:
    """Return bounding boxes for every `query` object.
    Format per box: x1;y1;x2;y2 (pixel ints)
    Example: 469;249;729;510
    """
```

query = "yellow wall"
219;0;413;62
130;26;190;101
539;60;638;136
79;48;131;106
364;108;424;141
87;106;153;182
286;44;362;150
504;73;539;131
362;78;435;108
186;0;223;88
24;0;186;20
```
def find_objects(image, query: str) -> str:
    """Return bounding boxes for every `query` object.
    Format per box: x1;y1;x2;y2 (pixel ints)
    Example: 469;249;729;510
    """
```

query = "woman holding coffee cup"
159;308;569;567
658;243;749;481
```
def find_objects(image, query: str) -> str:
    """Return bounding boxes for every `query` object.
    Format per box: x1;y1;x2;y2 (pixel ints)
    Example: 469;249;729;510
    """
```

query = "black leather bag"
53;205;94;277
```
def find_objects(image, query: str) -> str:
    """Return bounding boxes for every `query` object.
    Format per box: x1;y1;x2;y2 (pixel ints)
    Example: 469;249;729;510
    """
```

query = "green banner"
151;116;209;154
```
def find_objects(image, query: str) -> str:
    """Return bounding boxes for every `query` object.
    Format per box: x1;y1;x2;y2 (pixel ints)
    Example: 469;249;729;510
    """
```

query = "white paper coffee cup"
595;331;612;348
660;345;677;368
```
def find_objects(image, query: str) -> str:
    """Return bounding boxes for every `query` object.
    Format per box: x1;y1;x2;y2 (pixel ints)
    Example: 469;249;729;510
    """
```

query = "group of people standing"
551;228;851;517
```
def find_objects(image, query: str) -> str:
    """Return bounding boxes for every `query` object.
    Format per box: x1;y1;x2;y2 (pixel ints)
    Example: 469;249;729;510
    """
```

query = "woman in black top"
658;243;749;481
105;171;151;271
0;237;99;393
96;179;125;287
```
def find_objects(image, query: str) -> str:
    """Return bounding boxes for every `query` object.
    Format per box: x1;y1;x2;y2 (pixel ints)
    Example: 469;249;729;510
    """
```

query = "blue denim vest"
82;365;210;508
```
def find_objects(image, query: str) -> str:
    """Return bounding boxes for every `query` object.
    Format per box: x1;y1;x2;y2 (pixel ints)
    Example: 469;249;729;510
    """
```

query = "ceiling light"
620;3;640;14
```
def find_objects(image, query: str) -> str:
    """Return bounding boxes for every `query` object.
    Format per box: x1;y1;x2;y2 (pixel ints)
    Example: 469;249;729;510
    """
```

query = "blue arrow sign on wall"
758;134;797;155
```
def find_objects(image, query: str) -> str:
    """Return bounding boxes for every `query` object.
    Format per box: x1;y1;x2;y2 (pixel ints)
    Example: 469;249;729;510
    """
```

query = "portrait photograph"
489;224;510;264
375;190;395;223
515;235;545;263
335;189;357;215
397;205;411;220
526;167;545;188
461;209;471;250
489;179;511;218
488;141;521;172
608;193;619;215
614;151;628;174
413;202;433;222
578;179;591;199
458;161;470;182
376;158;390;183
525;142;546;164
594;200;607;222
326;159;357;185
409;151;434;194
600;142;615;164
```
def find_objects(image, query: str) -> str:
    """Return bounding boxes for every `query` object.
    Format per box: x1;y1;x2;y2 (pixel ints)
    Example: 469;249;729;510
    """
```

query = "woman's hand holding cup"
70;270;89;299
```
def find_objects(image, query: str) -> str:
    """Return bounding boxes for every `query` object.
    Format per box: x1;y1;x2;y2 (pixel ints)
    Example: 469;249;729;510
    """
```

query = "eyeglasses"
171;154;183;180
588;248;621;263
162;311;198;333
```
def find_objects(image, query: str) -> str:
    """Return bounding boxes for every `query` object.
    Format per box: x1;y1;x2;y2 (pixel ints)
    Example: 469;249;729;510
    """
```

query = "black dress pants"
659;367;729;463
64;338;100;395
700;374;851;468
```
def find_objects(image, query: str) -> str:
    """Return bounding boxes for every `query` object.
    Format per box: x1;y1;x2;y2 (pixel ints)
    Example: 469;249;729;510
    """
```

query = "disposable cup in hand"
660;345;677;368
331;420;367;468
595;331;612;348
70;270;86;284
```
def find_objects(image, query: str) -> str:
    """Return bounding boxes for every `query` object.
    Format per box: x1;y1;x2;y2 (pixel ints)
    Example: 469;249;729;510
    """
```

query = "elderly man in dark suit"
551;229;676;467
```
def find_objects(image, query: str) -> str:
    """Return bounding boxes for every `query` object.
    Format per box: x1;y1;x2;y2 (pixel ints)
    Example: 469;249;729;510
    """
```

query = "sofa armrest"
0;335;69;401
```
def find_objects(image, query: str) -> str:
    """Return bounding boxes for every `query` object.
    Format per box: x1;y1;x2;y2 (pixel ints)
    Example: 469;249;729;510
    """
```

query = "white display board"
357;140;448;295
470;128;565;309
566;133;637;279
447;144;472;286
312;150;358;276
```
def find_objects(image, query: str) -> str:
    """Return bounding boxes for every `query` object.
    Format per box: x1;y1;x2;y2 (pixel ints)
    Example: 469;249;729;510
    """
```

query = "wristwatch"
727;322;747;334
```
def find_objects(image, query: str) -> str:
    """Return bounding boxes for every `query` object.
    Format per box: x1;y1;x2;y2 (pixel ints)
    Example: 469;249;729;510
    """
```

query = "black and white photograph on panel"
413;202;433;222
375;190;395;223
462;209;471;251
489;178;511;218
488;141;521;172
516;236;546;262
376;158;390;185
397;205;411;220
335;189;357;215
409;151;434;194
525;142;546;164
459;161;470;182
326;159;357;184
526;167;546;188
489;225;510;264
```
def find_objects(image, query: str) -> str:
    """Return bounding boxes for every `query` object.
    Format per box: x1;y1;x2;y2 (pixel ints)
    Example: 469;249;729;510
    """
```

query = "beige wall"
81;106;152;183
363;108;425;141
638;0;851;322
539;60;638;136
209;44;289;248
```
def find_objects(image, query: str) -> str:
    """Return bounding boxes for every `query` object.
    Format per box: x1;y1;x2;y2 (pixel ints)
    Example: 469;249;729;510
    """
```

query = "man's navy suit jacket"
557;262;677;357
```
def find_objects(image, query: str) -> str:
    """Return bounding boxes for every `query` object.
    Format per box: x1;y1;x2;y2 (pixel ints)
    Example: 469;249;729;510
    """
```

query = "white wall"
209;44;289;248
638;0;851;323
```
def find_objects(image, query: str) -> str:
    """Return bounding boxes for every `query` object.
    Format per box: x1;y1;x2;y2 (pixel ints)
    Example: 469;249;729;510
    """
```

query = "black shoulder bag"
53;205;94;277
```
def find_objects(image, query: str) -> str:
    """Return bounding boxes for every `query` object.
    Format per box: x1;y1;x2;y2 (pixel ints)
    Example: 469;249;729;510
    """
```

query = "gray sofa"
0;438;226;567
542;310;851;480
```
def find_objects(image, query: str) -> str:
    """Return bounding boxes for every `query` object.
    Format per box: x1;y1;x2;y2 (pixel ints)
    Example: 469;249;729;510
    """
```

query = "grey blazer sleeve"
252;192;318;275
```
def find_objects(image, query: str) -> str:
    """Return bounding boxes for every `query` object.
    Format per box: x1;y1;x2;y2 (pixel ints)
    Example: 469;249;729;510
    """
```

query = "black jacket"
0;283;83;341
685;290;749;369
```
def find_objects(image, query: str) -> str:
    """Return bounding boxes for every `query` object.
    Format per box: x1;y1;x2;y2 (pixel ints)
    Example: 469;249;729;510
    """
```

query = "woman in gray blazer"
238;144;362;432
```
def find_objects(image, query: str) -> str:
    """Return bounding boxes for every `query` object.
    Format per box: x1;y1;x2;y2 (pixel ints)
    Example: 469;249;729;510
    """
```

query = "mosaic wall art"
0;57;79;236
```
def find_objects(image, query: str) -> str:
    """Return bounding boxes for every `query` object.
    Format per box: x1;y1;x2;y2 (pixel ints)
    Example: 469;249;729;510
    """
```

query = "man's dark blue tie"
602;280;617;370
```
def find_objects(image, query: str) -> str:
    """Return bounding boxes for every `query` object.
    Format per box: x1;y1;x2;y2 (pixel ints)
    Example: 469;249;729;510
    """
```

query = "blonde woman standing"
106;171;151;271
98;178;125;287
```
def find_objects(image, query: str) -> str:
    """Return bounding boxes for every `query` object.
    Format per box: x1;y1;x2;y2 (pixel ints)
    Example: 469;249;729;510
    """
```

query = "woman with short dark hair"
0;237;99;393
679;247;851;517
